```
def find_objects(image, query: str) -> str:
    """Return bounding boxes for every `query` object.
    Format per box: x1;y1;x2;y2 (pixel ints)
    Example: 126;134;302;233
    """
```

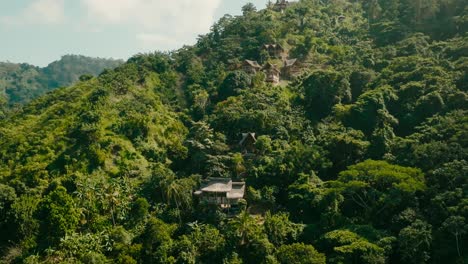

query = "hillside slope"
0;55;123;106
0;0;466;263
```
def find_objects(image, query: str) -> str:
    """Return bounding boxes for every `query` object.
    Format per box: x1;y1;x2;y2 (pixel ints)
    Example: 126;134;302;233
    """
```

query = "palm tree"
230;211;256;246
158;174;195;222
165;179;192;210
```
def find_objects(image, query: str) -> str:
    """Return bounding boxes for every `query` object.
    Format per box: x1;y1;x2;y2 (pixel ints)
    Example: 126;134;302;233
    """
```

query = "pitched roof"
263;62;281;73
239;132;257;146
262;44;285;51
284;58;298;67
197;178;246;199
227;182;246;199
201;178;232;192
244;60;261;68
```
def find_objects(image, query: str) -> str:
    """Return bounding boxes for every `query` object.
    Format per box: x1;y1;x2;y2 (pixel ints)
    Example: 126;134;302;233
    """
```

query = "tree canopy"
0;0;466;263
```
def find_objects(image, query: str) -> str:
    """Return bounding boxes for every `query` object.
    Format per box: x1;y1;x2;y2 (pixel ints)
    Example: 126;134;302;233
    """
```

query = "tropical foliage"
0;0;466;263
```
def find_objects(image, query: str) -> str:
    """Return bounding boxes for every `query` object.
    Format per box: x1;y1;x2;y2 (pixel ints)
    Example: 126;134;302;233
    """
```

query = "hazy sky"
0;0;267;66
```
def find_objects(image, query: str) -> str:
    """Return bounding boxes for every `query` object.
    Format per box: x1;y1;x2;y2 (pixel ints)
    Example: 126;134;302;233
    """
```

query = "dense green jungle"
0;0;467;263
0;55;123;108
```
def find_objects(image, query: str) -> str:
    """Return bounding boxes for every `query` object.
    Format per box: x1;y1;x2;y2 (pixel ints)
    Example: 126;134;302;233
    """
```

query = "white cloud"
81;0;222;49
1;0;65;26
81;0;137;24
136;33;181;49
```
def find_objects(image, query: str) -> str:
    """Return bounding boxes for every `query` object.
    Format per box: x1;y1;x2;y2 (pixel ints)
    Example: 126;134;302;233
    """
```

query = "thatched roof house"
283;58;301;78
194;178;246;208
263;62;281;84
239;132;257;153
242;60;262;74
274;0;290;13
262;44;286;59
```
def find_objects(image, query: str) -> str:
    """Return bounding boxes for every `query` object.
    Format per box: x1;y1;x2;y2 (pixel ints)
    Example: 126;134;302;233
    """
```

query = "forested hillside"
0;0;466;263
0;55;123;107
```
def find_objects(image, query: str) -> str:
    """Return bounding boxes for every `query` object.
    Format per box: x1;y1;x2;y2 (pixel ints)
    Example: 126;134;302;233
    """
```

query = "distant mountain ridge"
0;55;123;106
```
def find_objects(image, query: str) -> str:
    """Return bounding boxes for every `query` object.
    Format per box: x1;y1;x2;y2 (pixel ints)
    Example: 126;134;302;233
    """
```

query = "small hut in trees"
263;62;281;84
262;44;286;59
194;178;246;209
239;132;257;154
242;60;262;74
334;15;347;27
282;58;301;79
274;0;290;13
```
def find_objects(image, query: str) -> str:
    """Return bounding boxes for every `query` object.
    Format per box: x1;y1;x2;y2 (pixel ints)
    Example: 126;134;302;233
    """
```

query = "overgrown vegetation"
0;55;123;107
0;0;466;263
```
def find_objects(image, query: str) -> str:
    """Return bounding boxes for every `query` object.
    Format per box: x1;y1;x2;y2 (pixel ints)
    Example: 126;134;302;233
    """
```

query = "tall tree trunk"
455;233;461;257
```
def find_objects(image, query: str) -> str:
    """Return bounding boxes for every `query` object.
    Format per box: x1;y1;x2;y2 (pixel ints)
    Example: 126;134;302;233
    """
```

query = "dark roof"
244;60;261;68
284;58;298;67
275;0;289;6
262;44;285;51
239;132;257;146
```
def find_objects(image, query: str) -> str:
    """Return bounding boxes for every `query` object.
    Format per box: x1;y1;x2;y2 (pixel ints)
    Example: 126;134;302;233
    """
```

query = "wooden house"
194;178;246;209
282;58;301;79
334;15;347;26
239;132;257;154
242;60;262;74
274;0;290;13
262;44;286;59
263;62;281;84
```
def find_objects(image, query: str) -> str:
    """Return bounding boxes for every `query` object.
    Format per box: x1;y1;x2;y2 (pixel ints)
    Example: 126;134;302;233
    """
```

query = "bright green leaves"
342;85;397;135
320;229;390;264
379;56;463;135
211;85;307;139
391;110;468;171
303;69;351;120
397;220;432;264
175;223;226;263
141;217;177;263
218;71;252;101
37;187;79;246
276;243;326;264
0;0;467;262
315;122;370;177
332;160;425;223
226;211;275;263
264;211;304;246
338;160;425;193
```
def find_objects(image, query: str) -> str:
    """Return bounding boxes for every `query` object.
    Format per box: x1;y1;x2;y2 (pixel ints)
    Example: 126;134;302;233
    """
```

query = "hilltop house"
263;62;281;84
194;178;246;209
242;60;262;74
262;44;286;59
274;0;290;13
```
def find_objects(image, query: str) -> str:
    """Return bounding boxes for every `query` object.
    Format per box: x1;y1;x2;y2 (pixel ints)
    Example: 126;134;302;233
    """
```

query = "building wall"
243;65;258;74
266;71;280;83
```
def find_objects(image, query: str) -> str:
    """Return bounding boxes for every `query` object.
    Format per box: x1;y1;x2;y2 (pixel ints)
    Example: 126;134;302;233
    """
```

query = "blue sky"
0;0;267;66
